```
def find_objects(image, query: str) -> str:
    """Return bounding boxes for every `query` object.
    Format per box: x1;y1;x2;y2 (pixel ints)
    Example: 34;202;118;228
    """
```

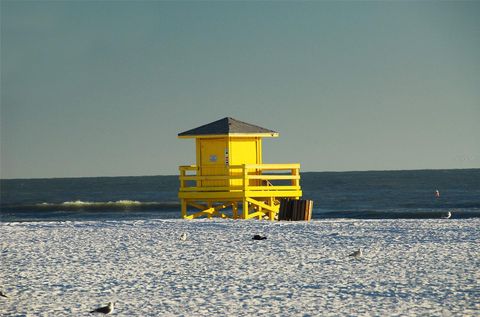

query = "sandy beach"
1;218;479;316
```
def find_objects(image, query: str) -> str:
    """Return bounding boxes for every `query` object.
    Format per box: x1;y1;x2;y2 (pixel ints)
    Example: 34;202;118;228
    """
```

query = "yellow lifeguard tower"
178;117;302;220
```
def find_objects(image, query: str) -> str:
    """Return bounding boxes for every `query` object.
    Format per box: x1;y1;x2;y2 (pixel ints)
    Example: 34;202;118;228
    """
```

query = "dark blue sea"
1;169;479;222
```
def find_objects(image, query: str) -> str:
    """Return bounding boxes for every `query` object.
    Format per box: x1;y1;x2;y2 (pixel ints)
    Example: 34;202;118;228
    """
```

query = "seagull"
442;211;452;219
90;302;114;314
180;233;187;241
0;291;8;298
252;235;267;240
348;248;363;258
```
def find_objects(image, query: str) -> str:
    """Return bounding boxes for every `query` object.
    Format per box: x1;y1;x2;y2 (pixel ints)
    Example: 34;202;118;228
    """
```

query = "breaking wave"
57;200;143;207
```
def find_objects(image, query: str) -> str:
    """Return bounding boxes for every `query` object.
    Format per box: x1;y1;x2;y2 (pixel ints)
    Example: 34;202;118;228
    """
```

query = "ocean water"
1;169;479;222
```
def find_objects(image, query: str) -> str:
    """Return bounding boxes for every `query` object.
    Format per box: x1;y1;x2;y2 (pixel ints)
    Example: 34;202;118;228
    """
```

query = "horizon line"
1;167;479;181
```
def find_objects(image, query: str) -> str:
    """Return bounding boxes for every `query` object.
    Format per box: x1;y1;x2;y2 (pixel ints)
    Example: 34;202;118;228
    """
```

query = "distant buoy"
435;190;440;198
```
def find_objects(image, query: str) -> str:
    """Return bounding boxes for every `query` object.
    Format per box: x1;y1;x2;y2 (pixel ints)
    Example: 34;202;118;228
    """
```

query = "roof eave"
177;132;279;139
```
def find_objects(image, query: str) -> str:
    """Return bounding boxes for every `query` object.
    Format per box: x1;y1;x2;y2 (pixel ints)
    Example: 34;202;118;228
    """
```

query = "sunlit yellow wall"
229;137;261;186
229;138;259;164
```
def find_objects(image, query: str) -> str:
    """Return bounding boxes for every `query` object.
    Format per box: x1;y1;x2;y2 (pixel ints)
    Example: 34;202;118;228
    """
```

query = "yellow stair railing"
178;164;302;220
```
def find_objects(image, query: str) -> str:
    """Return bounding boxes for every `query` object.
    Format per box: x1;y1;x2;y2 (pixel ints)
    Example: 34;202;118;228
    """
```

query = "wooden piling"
278;199;313;221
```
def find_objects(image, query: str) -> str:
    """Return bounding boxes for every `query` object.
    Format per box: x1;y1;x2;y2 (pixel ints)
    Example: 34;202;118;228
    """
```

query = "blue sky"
1;1;479;178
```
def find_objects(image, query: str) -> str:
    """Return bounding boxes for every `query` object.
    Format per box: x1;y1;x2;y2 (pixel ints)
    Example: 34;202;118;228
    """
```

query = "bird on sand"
442;211;452;219
0;291;8;298
252;235;267;240
90;302;114;314
348;248;363;258
180;233;187;241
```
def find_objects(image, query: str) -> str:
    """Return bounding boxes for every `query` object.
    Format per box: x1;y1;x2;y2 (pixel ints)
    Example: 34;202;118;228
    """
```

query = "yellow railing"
179;164;301;192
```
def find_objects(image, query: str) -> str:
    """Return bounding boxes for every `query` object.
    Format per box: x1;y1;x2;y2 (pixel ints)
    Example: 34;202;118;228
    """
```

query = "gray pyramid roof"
178;117;278;137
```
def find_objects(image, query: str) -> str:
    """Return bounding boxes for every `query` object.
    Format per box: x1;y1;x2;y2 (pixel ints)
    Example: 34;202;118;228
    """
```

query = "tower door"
199;138;227;187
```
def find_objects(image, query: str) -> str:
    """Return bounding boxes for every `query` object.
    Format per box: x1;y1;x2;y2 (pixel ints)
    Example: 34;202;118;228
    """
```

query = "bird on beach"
252;234;267;240
442;211;452;219
348;248;363;258
90;302;114;314
0;290;8;298
180;232;187;241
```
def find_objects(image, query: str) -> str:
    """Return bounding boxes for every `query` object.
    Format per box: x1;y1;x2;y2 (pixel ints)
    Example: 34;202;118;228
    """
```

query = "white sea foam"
61;200;94;206
61;200;142;206
36;200;146;207
1;219;479;316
